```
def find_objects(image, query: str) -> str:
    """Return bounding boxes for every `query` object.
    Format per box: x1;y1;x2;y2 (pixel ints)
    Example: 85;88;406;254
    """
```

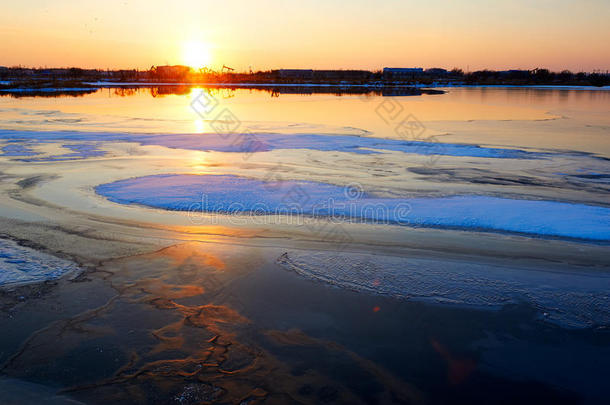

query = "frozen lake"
0;86;609;404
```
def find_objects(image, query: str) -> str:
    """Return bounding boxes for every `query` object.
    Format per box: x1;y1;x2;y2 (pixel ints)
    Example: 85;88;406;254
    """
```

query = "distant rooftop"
383;67;424;73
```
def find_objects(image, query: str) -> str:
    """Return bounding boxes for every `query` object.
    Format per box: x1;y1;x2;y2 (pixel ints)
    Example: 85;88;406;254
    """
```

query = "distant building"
151;65;192;80
277;69;314;80
275;69;372;82
313;70;371;81
424;68;448;75
383;67;423;79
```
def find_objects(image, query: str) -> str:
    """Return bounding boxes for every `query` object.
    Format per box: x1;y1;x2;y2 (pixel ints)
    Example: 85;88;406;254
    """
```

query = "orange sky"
1;0;609;72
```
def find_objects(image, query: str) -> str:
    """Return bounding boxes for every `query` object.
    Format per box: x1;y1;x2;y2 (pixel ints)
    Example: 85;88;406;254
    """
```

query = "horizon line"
3;65;609;74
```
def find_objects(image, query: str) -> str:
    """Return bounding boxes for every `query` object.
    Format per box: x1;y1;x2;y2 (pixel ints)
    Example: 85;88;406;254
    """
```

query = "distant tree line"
459;68;609;86
0;65;608;87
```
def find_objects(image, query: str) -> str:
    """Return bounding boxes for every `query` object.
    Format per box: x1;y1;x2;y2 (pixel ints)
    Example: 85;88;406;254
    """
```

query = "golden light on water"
194;118;205;133
190;88;209;133
182;41;212;69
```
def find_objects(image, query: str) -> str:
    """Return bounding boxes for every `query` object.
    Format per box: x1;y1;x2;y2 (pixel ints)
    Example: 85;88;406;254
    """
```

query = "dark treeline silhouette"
0;65;608;87
461;68;609;87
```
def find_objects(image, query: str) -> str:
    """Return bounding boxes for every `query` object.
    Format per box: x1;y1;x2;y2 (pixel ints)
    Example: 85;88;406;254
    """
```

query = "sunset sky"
1;0;609;72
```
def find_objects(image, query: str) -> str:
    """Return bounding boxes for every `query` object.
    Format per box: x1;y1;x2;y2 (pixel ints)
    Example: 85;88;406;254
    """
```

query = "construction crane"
221;65;235;73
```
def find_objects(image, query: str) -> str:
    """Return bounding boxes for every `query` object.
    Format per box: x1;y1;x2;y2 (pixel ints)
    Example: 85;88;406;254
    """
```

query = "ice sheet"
0;129;549;159
95;174;610;241
277;251;610;328
0;239;79;286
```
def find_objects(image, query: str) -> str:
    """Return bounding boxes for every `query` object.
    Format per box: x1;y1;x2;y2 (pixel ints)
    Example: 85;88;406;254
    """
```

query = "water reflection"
1;85;444;99
0;242;430;404
1;243;259;403
0;89;97;98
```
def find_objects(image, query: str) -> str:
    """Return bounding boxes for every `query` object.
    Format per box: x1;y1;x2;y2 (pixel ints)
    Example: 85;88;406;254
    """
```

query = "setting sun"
182;41;212;69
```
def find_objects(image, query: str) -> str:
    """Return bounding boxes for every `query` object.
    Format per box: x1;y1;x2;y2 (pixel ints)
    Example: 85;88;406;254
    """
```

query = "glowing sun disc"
183;41;212;69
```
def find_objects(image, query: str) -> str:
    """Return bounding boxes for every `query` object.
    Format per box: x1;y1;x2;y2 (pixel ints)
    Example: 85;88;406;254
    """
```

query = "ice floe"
95;174;610;241
277;251;610;329
0;239;79;286
1;141;38;156
0;129;548;159
0;140;106;161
